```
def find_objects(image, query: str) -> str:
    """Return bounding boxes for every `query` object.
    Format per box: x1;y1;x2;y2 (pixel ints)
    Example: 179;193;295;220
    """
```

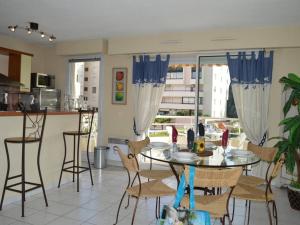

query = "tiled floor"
0;165;299;225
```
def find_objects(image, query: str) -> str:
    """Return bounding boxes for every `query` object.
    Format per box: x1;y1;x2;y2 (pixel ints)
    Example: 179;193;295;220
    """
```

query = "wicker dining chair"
181;167;243;225
231;155;284;225
128;137;174;180
113;146;176;225
238;142;277;187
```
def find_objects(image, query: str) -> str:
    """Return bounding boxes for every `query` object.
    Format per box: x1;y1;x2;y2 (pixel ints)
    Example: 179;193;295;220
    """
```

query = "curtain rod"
126;47;274;56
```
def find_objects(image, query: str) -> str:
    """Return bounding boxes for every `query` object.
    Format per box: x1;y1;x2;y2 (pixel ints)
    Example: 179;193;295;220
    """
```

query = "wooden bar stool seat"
5;137;41;143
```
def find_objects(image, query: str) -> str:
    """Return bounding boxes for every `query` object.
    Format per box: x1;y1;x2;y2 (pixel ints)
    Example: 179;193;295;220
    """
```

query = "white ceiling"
0;0;300;43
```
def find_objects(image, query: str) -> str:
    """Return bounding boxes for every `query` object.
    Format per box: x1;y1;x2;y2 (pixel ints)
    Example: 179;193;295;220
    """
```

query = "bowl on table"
172;152;196;162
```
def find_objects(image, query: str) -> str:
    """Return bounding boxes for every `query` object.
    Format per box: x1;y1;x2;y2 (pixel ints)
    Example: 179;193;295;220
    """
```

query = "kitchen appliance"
32;88;61;111
31;73;55;89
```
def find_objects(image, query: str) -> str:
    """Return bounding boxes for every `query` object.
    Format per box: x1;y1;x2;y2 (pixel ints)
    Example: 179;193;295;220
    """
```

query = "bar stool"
58;108;95;192
0;109;48;217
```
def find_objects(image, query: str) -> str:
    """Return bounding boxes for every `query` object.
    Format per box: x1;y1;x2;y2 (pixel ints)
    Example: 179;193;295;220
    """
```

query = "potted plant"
272;73;300;210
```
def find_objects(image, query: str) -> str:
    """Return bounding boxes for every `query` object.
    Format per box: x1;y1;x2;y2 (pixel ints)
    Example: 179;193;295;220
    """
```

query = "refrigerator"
32;88;61;111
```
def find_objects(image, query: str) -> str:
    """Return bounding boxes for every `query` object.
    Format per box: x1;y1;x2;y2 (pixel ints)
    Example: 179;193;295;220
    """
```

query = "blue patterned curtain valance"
226;51;274;84
132;55;170;84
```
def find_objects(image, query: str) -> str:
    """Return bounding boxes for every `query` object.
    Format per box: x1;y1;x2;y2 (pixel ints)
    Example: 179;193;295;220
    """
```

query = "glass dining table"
140;144;261;183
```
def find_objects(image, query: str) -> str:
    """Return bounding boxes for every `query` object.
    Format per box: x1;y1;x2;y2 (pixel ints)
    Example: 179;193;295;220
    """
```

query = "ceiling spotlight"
7;22;56;41
8;25;17;32
49;35;56;42
26;28;32;34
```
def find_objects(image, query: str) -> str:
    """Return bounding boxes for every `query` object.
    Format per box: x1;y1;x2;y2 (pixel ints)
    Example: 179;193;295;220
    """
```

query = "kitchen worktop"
0;111;79;116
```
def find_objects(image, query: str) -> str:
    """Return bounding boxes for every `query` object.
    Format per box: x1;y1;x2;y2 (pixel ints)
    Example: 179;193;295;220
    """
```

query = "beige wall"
102;54;135;144
109;26;300;54
55;39;107;56
268;48;300;145
0;35;49;73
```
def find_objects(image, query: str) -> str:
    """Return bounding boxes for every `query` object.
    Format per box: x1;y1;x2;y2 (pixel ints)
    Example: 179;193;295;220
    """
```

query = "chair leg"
77;138;80;192
125;173;138;209
222;216;225;225
155;197;158;219
58;134;67;188
131;197;140;225
266;201;273;225
0;141;10;210
247;200;251;225
73;135;75;182
230;197;236;223
114;190;128;225
37;143;48;207
21;142;25;217
155;197;161;219
86;142;94;186
272;201;278;225
158;197;161;218
125;195;130;209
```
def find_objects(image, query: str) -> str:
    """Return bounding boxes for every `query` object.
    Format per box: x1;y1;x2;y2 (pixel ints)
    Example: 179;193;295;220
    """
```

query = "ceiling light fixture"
8;22;56;42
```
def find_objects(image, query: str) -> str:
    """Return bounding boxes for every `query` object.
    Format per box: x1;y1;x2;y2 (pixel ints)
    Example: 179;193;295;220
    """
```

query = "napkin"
187;128;194;149
198;123;205;137
222;129;229;147
172;125;178;143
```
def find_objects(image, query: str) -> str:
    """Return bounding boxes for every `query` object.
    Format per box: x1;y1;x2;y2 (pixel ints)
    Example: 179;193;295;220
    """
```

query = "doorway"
67;57;101;163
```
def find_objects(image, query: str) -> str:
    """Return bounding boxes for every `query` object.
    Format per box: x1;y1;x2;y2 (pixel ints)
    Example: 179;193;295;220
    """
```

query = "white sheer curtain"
227;51;274;145
133;84;165;136
232;84;270;145
132;55;170;137
227;51;274;179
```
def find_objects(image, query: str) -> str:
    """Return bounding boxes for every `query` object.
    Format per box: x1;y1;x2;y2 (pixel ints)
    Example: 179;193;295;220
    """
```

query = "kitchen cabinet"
20;54;32;92
1;47;33;92
8;53;32;92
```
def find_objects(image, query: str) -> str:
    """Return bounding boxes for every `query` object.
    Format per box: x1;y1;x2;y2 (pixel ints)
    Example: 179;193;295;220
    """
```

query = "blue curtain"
227;51;274;85
132;55;170;84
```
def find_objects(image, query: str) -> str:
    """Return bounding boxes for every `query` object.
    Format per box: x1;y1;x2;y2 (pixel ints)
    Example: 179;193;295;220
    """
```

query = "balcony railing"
149;115;243;147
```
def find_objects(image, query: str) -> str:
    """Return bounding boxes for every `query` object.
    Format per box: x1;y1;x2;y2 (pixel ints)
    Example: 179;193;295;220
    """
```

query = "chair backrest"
247;142;277;162
128;137;150;155
114;146;139;173
269;155;285;180
184;167;242;188
22;108;47;141
78;108;95;135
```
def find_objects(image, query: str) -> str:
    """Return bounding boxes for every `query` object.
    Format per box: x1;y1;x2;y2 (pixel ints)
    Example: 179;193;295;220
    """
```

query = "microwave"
31;73;55;89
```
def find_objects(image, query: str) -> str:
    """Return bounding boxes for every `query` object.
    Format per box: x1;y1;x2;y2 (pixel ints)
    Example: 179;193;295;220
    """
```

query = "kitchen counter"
0;111;79;116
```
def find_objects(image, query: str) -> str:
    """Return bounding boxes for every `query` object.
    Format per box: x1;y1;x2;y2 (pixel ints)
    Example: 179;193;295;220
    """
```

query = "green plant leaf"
279;117;295;126
283;90;296;116
288;73;300;84
286;147;296;174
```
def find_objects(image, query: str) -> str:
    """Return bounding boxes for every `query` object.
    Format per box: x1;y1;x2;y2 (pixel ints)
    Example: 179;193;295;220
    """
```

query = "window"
182;97;195;104
199;97;203;105
167;72;183;79
191;65;197;79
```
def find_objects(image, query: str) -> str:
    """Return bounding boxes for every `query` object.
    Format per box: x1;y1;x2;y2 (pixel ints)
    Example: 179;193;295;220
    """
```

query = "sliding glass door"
150;53;243;150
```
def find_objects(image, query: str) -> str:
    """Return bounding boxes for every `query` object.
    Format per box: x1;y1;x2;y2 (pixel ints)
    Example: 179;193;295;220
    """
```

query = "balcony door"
150;54;240;150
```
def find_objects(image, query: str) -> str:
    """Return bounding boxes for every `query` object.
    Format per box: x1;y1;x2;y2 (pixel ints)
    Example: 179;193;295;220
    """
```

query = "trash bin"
94;146;109;169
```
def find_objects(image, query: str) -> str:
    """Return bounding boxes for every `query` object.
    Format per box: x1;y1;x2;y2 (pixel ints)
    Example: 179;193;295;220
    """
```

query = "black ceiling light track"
8;22;56;42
